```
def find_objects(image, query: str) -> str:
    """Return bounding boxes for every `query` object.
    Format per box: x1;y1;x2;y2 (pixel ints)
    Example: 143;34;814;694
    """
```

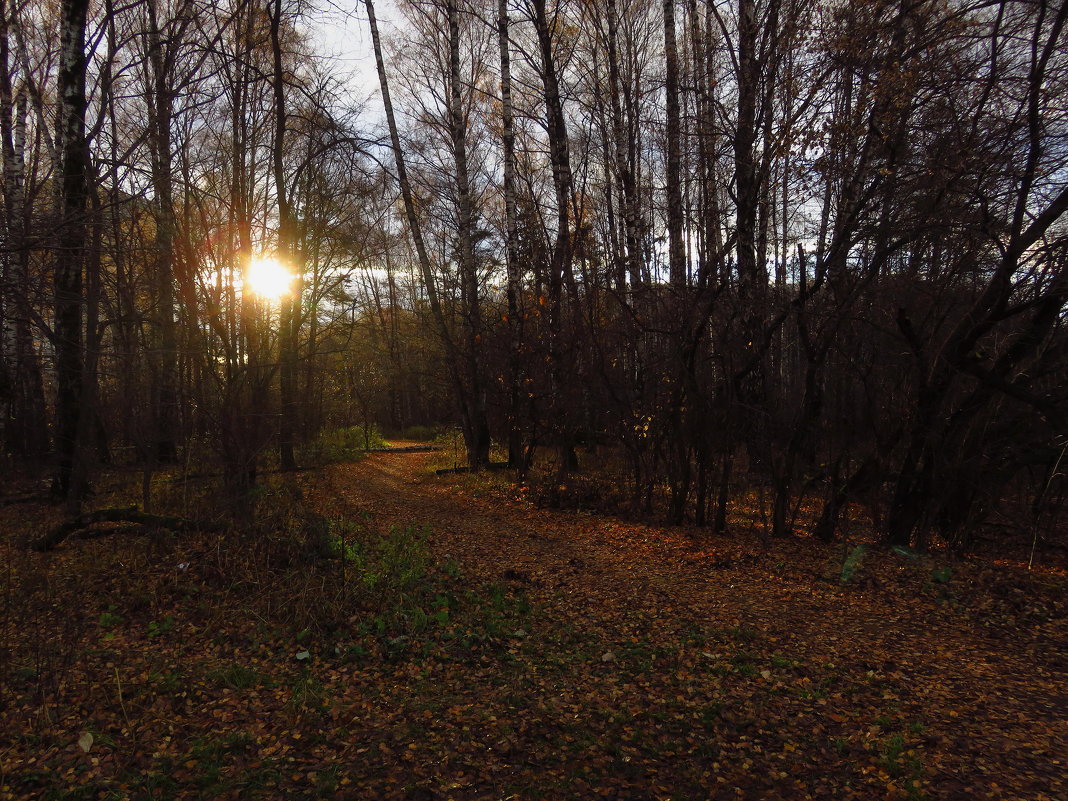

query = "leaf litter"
0;448;1064;800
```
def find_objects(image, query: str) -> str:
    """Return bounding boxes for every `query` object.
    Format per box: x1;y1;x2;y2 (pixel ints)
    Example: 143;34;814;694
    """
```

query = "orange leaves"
0;451;1063;801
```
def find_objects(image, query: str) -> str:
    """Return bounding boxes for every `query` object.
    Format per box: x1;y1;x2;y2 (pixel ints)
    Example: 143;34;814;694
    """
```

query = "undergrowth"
0;476;530;749
301;425;387;465
1;460;1062;801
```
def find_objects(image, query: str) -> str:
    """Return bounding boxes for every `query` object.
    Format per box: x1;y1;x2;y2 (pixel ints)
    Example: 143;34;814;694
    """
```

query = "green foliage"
931;566;952;584
770;653;798;670
314;766;342;794
872;719;927;799
795;672;839;701
336;523;447;637
733;661;757;677
325;517;362;562
881;733;923;781
180;734;259;793
43;785;107;801
147;616;175;638
287;674;327;715
109;740;279;801
713;625;758;643
699;701;722;727
839;544;867;585
342;643;368;662
366;525;432;594
396;424;438;442
208;662;272;691
891;545;920;560
307;425;387;464
332;523;434;615
149;669;183;694
319;521;532;657
98;606;123;629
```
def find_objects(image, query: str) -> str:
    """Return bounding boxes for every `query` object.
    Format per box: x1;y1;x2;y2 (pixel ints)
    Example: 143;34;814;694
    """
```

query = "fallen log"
368;445;440;453
0;493;50;507
32;506;225;552
435;462;511;475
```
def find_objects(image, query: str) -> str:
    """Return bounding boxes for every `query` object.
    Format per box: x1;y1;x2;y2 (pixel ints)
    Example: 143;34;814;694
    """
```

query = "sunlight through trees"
0;0;1063;550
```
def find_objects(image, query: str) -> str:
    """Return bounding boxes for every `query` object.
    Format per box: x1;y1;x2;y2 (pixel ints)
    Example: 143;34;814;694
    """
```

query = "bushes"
303;518;530;661
394;425;438;442
304;425;387;464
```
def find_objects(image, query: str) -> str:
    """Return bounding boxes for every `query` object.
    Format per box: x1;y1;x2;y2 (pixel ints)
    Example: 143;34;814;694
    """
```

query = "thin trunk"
698;0;724;286
0;0;11;455
270;0;299;471
147;0;178;462
530;0;576;476
54;0;91;510
498;0;523;468
223;1;260;514
606;0;641;288
734;0;761;297
85;174;107;467
2;2;47;458
732;0;771;477
447;0;490;469
366;0;470;459
714;449;733;534
664;0;685;287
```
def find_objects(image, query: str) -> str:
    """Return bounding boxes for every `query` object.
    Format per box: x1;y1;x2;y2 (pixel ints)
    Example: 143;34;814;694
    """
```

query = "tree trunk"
605;0;641;289
732;0;771;477
498;0;523;469
447;0;490;469
146;0;178;463
664;0;685;287
221;0;262;517
53;0;91;511
530;0;577;477
365;0;473;467
269;0;299;471
2;5;47;459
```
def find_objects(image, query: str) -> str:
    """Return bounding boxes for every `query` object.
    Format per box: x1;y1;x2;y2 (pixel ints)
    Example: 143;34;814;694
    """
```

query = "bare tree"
53;0;91;508
269;0;300;471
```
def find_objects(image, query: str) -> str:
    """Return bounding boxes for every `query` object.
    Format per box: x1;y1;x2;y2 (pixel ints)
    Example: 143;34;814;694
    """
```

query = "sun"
246;256;294;300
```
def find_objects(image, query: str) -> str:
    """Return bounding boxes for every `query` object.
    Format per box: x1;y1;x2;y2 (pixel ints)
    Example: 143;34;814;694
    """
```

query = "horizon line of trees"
1;0;1065;552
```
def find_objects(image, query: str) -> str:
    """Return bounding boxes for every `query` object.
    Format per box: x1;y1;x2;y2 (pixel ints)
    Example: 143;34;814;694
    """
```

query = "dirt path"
306;449;1067;800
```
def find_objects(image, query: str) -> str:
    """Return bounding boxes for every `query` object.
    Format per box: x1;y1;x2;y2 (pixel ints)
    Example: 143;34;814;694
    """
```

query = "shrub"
306;425;387;463
397;425;437;442
839;544;867;585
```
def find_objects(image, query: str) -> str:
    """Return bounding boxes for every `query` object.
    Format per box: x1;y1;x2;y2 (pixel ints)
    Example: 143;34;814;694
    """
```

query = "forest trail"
3;450;1064;801
304;448;1066;800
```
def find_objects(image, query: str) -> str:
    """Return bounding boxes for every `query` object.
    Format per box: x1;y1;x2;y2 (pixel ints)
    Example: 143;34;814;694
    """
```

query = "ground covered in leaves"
1;448;1065;800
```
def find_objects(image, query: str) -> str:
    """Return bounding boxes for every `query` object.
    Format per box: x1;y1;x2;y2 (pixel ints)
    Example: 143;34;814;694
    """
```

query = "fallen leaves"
0;451;1064;800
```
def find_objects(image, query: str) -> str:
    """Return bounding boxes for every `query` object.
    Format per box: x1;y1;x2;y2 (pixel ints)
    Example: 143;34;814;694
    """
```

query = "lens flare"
246;257;294;300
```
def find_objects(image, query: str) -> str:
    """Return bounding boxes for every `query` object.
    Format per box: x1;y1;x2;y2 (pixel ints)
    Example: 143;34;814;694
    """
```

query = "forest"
0;0;1066;799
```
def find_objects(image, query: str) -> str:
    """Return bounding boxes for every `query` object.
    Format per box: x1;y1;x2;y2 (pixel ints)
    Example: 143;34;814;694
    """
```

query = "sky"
310;1;402;107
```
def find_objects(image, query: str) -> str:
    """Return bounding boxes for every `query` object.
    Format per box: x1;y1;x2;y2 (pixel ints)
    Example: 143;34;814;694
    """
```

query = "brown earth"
304;448;1067;801
1;447;1064;800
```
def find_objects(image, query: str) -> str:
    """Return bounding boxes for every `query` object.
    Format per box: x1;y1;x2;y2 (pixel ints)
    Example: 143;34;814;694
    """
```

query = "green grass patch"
207;662;273;690
304;425;386;464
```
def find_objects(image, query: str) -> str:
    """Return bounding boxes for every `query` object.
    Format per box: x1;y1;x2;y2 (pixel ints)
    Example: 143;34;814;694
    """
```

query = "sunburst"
246;257;294;300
